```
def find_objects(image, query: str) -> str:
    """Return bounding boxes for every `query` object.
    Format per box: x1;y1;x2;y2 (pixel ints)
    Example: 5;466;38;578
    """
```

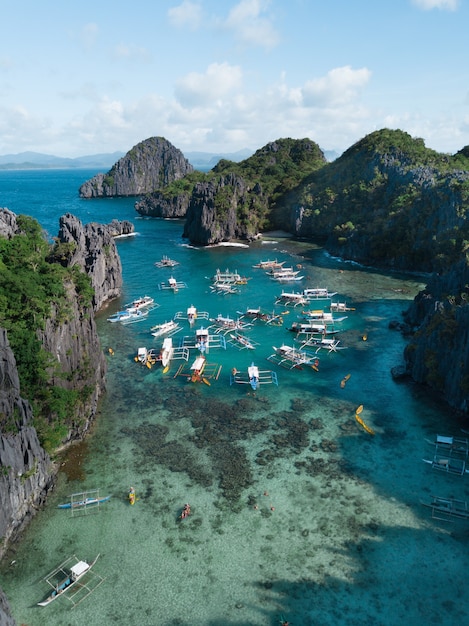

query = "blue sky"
0;0;467;158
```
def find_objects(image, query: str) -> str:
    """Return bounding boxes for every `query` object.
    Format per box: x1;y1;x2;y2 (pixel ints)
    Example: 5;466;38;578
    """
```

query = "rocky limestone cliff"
183;174;266;245
135;189;191;218
56;213;125;311
78;136;194;198
403;260;469;412
0;329;54;557
0;210;124;623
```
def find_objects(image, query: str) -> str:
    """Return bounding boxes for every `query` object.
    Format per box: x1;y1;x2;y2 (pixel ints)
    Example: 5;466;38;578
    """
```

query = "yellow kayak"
355;413;375;435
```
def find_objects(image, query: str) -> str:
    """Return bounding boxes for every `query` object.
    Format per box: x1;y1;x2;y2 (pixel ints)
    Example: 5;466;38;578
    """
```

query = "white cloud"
301;66;372;108
174;62;243;107
111;44;152;63
80;23;99;51
168;1;202;30
223;0;280;49
411;0;459;10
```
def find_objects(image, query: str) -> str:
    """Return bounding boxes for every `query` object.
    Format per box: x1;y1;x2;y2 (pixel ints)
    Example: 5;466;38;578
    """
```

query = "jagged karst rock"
0;209;19;240
0;329;54;560
403;259;469;411
135;190;190;218
56;213;124;311
78;136;194;198
183;173;266;245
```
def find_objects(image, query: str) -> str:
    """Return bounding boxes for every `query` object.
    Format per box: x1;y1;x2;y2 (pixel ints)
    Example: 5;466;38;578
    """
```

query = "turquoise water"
1;170;469;625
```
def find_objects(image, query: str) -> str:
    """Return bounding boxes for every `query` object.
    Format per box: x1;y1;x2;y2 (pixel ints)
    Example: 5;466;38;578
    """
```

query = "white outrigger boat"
174;305;209;327
180;327;227;354
107;308;149;324
330;301;355;312
267;344;319;370
135;347;161;368
302;309;347;324
159;276;187;291
154;255;179;268
275;291;308;307
237;307;283;325
38;554;103;607
424;434;469;456
211;268;249;285
210;283;239;295
151;320;181;339
158;337;189;371
209;314;252;334
230;363;278;390
303;287;337;300
289;321;339;335
268;267;304;282
297;334;345;354
252;259;285;270
228;332;258;350
123;295;157;310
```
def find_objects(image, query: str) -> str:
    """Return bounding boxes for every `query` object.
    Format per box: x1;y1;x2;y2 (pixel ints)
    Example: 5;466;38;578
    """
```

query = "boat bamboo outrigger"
237;307;283;325
174;305;210;327
211;268;250;285
107;308;149;324
158;337;189;371
228;333;258;350
154;255;179;268
420;495;469;522
173;355;222;385
151;320;181;339
158;276;187;291
275;291;308;307
38;554;104;607
180;327;227;354
135;347;160;368
123;295;158;310
230;363;278;390
424;434;469;456
57;490;111;514
252;259;285;270
302;287;338;300
297;334;345;353
267;345;320;370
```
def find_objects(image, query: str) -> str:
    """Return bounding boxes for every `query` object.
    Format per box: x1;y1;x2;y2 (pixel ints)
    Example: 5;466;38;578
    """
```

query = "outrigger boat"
424;434;469;456
210;283;239;295
151;320;181;338
180;327;227;354
211;268;249;285
298;334;345;353
230;363;278;390
38;555;102;607
107;308;149;324
135;347;161;368
154;255;179;268
123;295;157;310
174;355;222;385
302;309;347;324
158;337;189;371
237;307;283;325
174;305;209;327
209;314;252;334
252;259;285;270
303;287;337;300
58;494;111;509
421;495;469;522
289;321;339;335
228;332;258;350
158;276;187;291
275;291;308;307
267;344;319;370
268;267;304;282
330;301;355;312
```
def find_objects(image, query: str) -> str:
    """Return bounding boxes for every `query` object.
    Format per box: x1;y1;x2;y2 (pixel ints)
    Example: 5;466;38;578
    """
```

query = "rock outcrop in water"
78;136;194;198
55;213;125;310
402;259;469;413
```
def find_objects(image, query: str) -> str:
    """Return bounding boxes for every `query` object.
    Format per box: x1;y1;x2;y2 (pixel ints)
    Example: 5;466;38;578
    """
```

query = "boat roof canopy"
71;561;89;577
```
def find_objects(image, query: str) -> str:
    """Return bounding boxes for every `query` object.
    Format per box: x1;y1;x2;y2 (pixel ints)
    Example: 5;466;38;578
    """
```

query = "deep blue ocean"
1;169;468;626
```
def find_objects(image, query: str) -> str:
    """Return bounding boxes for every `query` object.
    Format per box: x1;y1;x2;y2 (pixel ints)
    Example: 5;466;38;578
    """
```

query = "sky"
0;0;468;158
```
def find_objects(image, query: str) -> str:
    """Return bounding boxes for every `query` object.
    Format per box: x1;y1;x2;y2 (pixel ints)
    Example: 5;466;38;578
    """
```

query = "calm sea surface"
0;169;468;626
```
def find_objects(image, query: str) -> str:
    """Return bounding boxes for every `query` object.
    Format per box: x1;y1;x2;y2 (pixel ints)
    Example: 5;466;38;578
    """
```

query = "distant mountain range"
0;146;338;171
0;149;253;171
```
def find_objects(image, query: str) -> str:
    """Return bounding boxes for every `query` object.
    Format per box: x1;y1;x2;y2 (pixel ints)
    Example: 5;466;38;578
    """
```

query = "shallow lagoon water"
1;170;469;625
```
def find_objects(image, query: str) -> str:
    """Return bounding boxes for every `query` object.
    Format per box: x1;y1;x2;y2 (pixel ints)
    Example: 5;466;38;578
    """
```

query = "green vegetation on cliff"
0;215;94;448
